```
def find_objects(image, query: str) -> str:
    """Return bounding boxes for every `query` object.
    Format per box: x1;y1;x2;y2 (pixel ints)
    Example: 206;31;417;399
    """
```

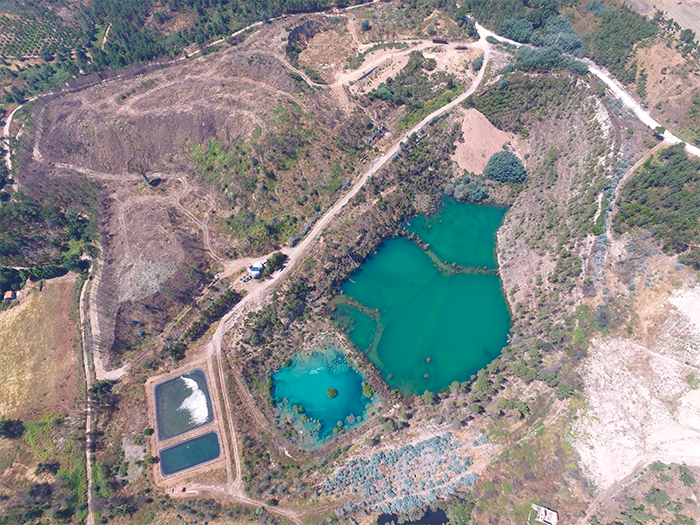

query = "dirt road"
470;26;700;158
78;268;95;525
196;28;493;518
3;10;697;524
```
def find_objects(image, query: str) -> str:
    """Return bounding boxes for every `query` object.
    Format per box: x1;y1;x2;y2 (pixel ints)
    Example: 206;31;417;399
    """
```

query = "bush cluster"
483;151;528;184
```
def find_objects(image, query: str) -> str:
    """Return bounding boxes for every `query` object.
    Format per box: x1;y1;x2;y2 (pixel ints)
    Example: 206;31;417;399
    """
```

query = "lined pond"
333;199;511;396
273;347;372;447
159;432;221;476
155;369;214;442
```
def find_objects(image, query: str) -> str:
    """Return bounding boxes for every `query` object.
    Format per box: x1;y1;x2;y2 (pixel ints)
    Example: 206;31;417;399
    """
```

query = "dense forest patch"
585;5;657;83
614;143;700;254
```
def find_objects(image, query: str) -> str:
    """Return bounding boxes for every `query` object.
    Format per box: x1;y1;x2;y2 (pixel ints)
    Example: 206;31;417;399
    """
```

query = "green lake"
155;369;214;442
405;200;506;269
273;347;371;446
335;199;510;396
159;432;221;476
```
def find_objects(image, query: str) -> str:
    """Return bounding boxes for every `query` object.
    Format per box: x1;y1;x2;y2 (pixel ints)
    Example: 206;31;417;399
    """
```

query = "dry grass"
0;274;82;419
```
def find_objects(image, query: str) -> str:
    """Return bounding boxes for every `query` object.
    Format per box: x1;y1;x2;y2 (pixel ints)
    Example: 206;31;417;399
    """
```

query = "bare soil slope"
18;19;370;365
451;108;524;174
575;285;700;492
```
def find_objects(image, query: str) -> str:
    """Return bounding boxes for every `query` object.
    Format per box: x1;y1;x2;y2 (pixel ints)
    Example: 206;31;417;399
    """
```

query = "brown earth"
586;462;700;525
451;108;525;174
621;0;700;35
0;274;81;419
17;17;371;367
297;20;358;83
636;41;700;135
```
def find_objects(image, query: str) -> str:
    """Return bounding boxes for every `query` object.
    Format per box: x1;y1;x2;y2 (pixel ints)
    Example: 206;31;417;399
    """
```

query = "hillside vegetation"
614;144;700;254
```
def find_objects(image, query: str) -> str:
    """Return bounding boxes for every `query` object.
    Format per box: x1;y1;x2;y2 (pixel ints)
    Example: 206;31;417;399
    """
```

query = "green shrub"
587;1;614;17
531;16;583;55
679;465;696;487
0;417;25;439
484;151;528;183
501;18;533;42
614;144;700;254
679;248;700;270
644;487;670;509
261;251;288;278
556;382;574;399
650;461;667;471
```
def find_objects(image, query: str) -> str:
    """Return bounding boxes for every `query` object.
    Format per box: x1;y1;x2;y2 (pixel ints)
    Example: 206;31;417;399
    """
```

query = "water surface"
406;200;507;269
159;432;221;476
155;369;214;441
273;347;371;446
337;199;510;395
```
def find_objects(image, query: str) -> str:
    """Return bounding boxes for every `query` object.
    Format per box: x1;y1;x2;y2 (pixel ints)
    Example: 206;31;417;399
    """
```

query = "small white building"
247;261;265;279
531;504;558;525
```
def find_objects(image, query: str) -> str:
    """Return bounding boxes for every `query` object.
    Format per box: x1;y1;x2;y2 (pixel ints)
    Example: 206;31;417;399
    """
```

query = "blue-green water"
159;432;221;476
406;201;507;269
273;348;371;445
155;369;214;442
337;199;511;396
332;304;378;352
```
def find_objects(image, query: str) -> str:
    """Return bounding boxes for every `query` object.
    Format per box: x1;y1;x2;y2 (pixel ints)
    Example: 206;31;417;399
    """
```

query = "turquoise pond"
334;199;511;396
155;369;214;442
159;432;221;476
405;199;506;269
273;348;371;445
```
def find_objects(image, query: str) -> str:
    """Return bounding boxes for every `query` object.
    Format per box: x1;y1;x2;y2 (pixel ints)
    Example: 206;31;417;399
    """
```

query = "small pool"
155;369;214;442
273;347;371;446
378;509;448;525
159;432;221;476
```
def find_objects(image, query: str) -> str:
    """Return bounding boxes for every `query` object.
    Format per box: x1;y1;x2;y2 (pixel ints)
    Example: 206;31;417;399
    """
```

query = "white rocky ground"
575;287;700;491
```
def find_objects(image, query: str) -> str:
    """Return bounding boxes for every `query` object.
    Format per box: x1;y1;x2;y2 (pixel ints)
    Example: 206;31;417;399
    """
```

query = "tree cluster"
614;144;700;254
444;176;489;202
483;151;528;184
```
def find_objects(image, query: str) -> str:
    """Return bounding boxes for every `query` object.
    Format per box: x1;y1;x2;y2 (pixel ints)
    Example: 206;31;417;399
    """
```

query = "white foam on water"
177;376;209;425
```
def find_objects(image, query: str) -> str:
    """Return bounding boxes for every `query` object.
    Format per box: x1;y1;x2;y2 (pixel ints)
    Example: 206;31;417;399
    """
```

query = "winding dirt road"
193;27;493;519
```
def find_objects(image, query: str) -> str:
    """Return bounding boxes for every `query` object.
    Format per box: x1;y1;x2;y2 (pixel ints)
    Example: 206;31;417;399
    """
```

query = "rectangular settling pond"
155;368;214;442
159;432;221;476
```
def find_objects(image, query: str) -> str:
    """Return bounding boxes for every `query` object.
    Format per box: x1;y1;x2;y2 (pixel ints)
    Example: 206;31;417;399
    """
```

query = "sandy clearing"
451;108;523;174
350;54;410;95
669;287;700;334
621;0;700;36
574;286;700;493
